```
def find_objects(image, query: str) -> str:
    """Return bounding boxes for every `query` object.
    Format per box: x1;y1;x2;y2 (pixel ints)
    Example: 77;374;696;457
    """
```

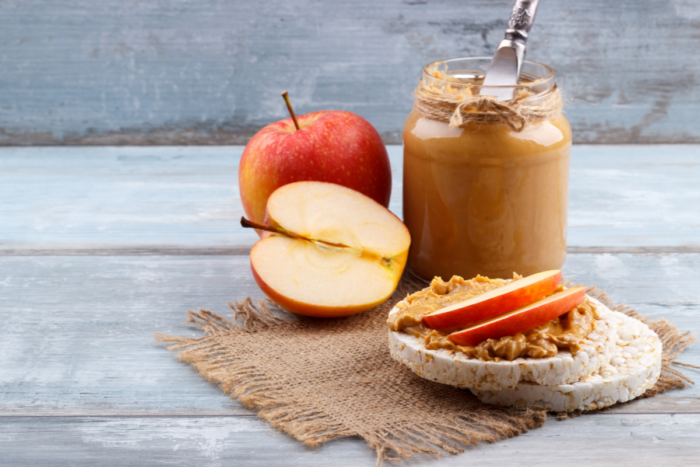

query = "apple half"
249;181;411;318
448;287;587;347
422;270;562;330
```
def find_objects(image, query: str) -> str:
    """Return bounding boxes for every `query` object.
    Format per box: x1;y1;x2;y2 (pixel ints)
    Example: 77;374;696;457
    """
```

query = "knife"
480;0;540;101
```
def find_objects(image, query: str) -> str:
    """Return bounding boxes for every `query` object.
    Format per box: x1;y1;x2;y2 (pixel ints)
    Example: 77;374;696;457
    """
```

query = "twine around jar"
413;81;563;132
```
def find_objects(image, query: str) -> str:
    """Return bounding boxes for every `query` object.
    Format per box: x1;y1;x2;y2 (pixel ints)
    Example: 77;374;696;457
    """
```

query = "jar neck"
421;57;556;105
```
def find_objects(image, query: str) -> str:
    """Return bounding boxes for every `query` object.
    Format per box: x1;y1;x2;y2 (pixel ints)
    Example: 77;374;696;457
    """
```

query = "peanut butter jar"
403;57;571;280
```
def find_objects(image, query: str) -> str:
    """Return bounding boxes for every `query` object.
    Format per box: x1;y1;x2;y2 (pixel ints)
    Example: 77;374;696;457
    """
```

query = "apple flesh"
249;181;411;318
448;287;587;347
422;270;562;330
239;110;392;226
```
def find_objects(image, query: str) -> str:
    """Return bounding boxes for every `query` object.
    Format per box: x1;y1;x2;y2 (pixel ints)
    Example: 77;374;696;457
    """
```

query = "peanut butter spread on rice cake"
388;275;600;362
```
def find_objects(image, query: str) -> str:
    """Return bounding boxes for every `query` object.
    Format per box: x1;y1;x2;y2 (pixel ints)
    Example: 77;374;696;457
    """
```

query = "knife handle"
505;0;540;44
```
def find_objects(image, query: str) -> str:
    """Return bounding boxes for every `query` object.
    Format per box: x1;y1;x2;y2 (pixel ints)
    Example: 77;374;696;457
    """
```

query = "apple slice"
448;287;587;347
422;270;562;330
248;181;411;318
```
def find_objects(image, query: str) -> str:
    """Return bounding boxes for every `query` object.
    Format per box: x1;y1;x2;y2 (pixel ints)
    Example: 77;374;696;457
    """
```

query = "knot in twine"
413;83;563;132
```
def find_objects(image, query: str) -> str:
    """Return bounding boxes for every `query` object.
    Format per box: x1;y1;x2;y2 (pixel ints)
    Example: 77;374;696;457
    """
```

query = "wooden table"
1;145;699;466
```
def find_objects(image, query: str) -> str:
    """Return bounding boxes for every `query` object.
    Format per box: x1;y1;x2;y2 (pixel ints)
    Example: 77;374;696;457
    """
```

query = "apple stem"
240;216;292;237
281;91;301;131
240;217;351;250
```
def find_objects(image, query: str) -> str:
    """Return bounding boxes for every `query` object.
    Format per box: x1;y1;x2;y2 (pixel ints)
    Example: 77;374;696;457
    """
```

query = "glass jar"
403;57;571;280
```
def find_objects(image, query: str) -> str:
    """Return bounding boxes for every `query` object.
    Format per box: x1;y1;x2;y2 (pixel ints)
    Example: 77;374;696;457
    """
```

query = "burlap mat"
155;274;697;465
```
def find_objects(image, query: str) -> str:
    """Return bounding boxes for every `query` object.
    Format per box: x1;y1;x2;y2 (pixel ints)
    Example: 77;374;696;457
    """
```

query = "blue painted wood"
0;145;399;250
0;146;255;250
1;144;699;465
1;415;699;466
568;145;700;247
1;145;699;250
0;1;699;145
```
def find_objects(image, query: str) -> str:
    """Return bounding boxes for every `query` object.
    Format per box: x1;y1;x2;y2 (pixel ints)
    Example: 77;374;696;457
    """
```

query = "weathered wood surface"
1;145;699;251
0;254;697;417
1;1;699;145
2;415;700;466
1;145;699;465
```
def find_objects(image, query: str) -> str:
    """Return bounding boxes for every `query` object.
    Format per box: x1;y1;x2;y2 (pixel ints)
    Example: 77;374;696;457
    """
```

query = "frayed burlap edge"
155;277;697;462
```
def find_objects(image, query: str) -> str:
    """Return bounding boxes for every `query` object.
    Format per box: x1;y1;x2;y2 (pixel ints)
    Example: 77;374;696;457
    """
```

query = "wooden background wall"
0;0;698;145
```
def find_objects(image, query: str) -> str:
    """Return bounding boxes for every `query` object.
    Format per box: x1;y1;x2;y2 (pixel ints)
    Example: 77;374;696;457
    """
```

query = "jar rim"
422;56;556;95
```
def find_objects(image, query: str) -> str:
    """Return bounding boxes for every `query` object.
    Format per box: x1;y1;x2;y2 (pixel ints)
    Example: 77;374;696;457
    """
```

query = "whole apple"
239;109;392;226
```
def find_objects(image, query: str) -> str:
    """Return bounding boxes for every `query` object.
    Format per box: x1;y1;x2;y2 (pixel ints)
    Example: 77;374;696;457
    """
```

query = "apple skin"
422;270;562;330
448;287;587;347
250;242;409;318
239;110;392;226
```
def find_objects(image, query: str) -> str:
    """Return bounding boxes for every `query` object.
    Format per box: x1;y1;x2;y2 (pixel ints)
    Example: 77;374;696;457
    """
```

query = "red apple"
448;287;587;347
239;93;391;227
422;270;562;330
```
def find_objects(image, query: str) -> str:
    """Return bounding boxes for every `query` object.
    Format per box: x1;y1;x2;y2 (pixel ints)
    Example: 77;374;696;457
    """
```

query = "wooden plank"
0;1;699;145
568;145;700;247
1;145;699;251
4;246;700;257
0;414;699;466
0;248;252;256
0;145;402;250
0;146;257;250
0;253;697;417
0;255;263;417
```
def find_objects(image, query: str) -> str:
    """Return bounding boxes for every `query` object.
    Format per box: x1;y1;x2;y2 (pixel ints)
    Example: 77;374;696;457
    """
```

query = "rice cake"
470;310;662;412
388;296;618;391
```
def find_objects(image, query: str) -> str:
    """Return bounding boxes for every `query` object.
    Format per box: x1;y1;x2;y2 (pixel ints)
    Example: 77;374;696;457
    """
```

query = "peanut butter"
403;58;571;280
388;275;599;362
